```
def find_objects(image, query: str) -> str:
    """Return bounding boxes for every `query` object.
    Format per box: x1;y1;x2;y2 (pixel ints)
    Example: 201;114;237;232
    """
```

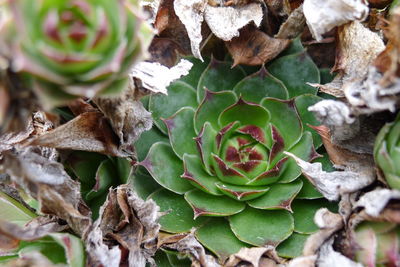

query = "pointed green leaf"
294;95;323;148
114;157;132;184
50;233;85;267
131;170;161;200
194;122;217;175
292;199;337;234
233;66;288;103
153;250;173;267
216;121;241;152
196;218;248;261
149;81;197;133
320;68;335;84
218;98;270;139
279;131;320;183
180;57;210;88
197;58;246;102
247;179;303;211
0;191;36;226
18;237;67;264
280;37;305;57
277;233;309;258
163;107;198;159
182;154;222;196
184;189;245;218
139;142;192;194
268;52;319;98
216;183;269;201
134;126;168;162
261;98;302;151
230;207;294;246
247;157;288;186
150;189;207;233
164;250;192;266
86;159;115;201
195;89;237;133
296;176;323;199
211;154;250;185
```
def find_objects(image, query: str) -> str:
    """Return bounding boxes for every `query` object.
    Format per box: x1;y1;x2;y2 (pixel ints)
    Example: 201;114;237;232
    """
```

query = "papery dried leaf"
2;148;92;236
225;247;282;267
27;111;129;157
285;152;375;201
131;59;193;96
204;3;263;41
174;0;207;60
162;231;219;267
317;239;363;267
303;0;368;41
94;91;152;153
275;5;306;39
317;21;385;97
287;256;317;267
353;189;400;217
226;25;290;66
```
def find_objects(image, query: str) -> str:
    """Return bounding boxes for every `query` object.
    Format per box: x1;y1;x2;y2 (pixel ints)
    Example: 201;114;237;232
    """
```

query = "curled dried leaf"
225;246;282;267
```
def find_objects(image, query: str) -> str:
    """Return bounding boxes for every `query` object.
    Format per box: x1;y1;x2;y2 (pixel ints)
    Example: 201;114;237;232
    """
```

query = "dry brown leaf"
204;3;263;41
317;238;363;267
27;111;129;157
148;38;183;67
226;25;290;66
275;4;305;39
303;0;368;41
224;247;282;267
2;148;92;236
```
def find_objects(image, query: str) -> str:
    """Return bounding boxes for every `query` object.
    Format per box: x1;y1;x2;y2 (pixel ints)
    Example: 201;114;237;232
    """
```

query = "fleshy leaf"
139;142;193;194
296;176;323;199
150;189;207;233
86;159;115;201
247;157;288;186
50;233;85;267
267;52;319;98
218;98;270;143
229;207;294;246
163;107;198;159
294;95;323;148
184;189;245;218
149;80;197;133
197;58;246;102
134;127;169;162
215;183;270;201
182;154;222;196
247;179;303;211
276;232;309;258
180;57;210;88
0;191;36;226
211;154;250;185
194;122;217;175
261;98;302;153
279;131;320;183
216;121;241;152
131;170;161;200
292;199;337;234
233;66;289;103
195;89;237;133
195;218;248;262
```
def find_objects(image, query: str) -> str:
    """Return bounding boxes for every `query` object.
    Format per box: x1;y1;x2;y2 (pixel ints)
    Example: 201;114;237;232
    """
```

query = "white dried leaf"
131;59;193;95
308;100;354;126
174;0;207;60
204;3;263;41
284;152;374;201
303;0;368;41
140;0;161;24
354;188;400;217
287;256;317;267
317;239;363;267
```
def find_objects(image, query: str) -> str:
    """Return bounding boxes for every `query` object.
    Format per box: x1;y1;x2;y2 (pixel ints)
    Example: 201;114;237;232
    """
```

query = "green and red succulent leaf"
135;53;336;259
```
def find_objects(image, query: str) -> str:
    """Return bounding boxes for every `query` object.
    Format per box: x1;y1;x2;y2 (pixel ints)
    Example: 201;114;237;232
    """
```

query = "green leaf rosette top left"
1;0;152;108
135;49;338;261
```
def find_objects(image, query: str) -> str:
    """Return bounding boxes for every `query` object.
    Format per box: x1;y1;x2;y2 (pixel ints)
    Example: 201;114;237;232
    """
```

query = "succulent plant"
134;47;337;260
374;114;400;190
354;221;400;266
1;0;152;107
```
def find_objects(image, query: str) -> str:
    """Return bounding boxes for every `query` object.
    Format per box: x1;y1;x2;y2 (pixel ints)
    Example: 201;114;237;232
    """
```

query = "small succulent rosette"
1;0;152;107
135;51;337;260
374;114;400;190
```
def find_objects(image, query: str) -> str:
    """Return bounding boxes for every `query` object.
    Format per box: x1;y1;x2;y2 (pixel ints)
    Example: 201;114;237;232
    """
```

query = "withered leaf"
148;38;183;68
27;111;129;157
226;25;290;66
225;247;282;267
275;4;306;39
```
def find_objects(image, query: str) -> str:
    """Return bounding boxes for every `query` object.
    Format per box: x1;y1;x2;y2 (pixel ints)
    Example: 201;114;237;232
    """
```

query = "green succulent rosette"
374;114;400;190
3;0;152;107
354;221;400;266
135;49;337;260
